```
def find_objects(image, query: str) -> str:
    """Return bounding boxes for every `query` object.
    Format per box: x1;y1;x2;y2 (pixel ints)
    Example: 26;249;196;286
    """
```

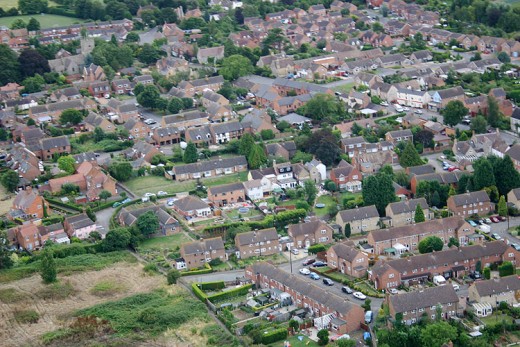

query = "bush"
199;281;226;291
14;309;40;323
166;269;180;285
261;328;288;344
192;283;207;301
207;284;252;303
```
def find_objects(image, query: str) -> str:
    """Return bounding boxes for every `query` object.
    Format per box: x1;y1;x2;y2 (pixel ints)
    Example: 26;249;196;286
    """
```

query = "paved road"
489;216;520;245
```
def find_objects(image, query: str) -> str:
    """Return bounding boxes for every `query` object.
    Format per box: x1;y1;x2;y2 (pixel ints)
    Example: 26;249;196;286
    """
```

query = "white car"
403;107;410;111
299;268;311;275
380;101;389;106
144;192;156;197
157;191;168;196
353;292;367;300
389;288;398;294
414;109;423;114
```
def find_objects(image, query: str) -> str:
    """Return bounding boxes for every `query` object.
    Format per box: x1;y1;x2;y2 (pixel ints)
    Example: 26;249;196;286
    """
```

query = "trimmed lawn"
314;195;337;217
138;233;191;251
271;335;319;347
203;171;248;187
332;82;355;94
126;176;196;196
0;14;84;29
481;313;510;327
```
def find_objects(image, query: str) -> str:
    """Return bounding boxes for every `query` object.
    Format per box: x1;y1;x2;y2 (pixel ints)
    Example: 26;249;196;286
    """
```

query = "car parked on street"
302;258;316;266
323;278;334;286
468;220;477;227
484;218;492;224
310;273;320;280
299;268;311;275
342;286;353;294
490;216;500;223
491;233;503;241
353;292;367;300
389;288;398;294
313;261;327;267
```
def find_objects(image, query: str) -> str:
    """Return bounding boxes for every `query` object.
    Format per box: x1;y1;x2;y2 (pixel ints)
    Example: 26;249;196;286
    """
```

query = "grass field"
314;194;337;217
125;172;248;196
271;335;319;347
138;233;192;251
0;14;84;29
333;82;355;94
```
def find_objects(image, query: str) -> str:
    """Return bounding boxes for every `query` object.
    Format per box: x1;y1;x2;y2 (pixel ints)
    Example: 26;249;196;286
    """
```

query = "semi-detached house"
169;156;248;181
235;228;280;259
288;220;334;249
447;190;492;217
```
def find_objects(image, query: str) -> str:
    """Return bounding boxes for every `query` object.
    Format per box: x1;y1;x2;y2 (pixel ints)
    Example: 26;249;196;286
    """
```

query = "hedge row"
199;281;225;291
91;198;124;212
192;283;207;301
46;7;81;18
261;328;288;345
181;264;213;277
252;301;278;312
207;284;252;303
46;198;83;212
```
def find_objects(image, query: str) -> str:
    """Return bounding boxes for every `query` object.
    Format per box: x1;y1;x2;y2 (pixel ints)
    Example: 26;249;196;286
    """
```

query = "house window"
418;308;424;312
431;314;435;319
389;273;394;278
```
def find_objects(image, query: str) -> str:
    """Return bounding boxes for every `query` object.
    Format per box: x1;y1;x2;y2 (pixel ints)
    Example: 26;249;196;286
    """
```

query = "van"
452;283;460;291
365;311;373;324
395;105;404;112
433;275;446;286
478;224;490;234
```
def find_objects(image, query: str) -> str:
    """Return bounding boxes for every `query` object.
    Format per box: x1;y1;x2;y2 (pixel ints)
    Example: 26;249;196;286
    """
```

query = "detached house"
447;190;492;217
385;129;413;144
119;205;178;235
171;195;212;218
288;220;334;249
330;160;362;192
469;276;520;310
38;136;71;160
336;205;380;234
235;228;280;259
180;237;226;270
327;242;368;278
430;86;465;111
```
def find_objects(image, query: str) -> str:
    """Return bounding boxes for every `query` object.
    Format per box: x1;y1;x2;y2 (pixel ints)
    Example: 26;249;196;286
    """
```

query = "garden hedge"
180;267;213;276
199;281;225;291
207;284;252;303
46;198;83;212
192;283;207;301
261;328;288;345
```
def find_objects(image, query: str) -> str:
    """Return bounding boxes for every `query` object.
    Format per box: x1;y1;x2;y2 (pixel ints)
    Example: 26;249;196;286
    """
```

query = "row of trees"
0;45;50;86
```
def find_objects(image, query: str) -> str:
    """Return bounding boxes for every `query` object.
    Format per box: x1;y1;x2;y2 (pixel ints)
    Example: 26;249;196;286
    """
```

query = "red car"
490;216;500;223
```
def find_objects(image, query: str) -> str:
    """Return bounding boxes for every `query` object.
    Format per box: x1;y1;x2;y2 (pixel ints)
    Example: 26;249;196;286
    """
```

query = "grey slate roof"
288;220;330;237
473;276;520;297
236;228;278;246
407;164;435;176
65;213;95;229
338;205;379;223
388;198;428;215
183;237;224;255
331;243;362;262
450;191;490;206
208;182;245;195
172;156;247;175
40;136;70;150
389;285;458;314
172;195;210;212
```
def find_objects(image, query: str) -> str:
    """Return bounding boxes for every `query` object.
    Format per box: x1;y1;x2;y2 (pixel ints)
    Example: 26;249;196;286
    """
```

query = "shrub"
37;281;76;300
207;284;252;303
199;281;226;291
166;269;180;285
261;328;287;344
14;309;40;324
192;283;207;301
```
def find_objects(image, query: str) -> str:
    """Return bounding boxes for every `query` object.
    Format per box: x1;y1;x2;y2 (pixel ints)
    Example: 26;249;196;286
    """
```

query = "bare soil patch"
0;262;162;347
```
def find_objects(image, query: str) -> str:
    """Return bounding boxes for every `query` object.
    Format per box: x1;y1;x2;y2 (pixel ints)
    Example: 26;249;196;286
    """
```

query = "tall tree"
136;85;160;108
262;28;290;53
493;155;520;196
344;223;351;238
470;115;487;134
420;321;458;347
473;158;495;190
99;190;112;202
18;0;48;14
59;109;83;125
238;133;255;156
0;231;13;270
219;54;254;81
18;48;50;78
414;204;425;223
1;170;19;192
57;155;76;174
137;43;162;64
418;236;443;254
102;227;131;252
362;172;396;216
0;44;21;85
399;141;423;168
26;17;41;31
301;93;344;122
136;210;159;236
498;195;507;217
167;97;184;114
108;161;133;181
487;96;500;128
303;180;318;205
303;128;341;166
414;130;434;148
40;249;57;284
183;142;198;163
247;144;267;169
442;100;468;126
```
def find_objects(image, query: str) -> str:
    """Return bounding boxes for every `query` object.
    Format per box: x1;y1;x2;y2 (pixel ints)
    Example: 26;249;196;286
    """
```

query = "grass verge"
14;309;40;324
89;280;126;297
0;14;84;29
0;288;25;303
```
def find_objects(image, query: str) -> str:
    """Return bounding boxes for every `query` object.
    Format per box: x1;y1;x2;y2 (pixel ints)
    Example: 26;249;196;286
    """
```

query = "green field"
332;82;355;94
314;194;337;217
138;233;192;251
271;335;319;347
125;172;249;196
0;14;84;29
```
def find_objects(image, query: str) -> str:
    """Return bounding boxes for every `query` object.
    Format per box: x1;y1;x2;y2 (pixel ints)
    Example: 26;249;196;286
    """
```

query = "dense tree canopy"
18;0;48;14
362;172;396;216
418;236;444;254
442;100;467;126
18;49;50;78
302;128;341;166
300;93;345;123
0;45;21;85
472;157;495;190
58;155;76;174
399;141;423;168
136;211;160;236
1;170;19;192
183;142;198;164
109;161;133;181
59;109;83;125
219;54;254;81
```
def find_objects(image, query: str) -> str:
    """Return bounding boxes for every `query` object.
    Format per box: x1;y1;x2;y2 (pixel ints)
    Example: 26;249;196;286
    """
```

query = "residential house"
38;136;71;160
48;161;117;201
111;78;133;95
354;72;383;88
64;213;97;239
178;76;225;97
340;136;367;157
235;228;280;259
20;127;45;152
410;170;467;195
133;74;154;85
169;156;248;181
124;118;150;139
468;276;520;309
39;223;70;245
387;285;460;324
119;205;178;234
185;125;212;146
84;112;115;133
162;110;209;129
123;141;161;166
288;220;334;249
507;188;520;210
241;109;279;135
395;88;431;108
13;224;43;250
243;179;264;200
207;182;245;206
196;46;225;64
410;50;433;63
336;205;380;234
447;190;492;217
510;109;520;135
327;242;369;278
305;159;326;183
246;262;365;334
151;126;181;146
369;241;520;290
209;121;246;144
367;216;474;255
385;129;413;144
265;142;295;161
83;63;106;82
430;86;465;111
10;187;48;221
277;113;312;128
5;143;43;183
180;237;226;269
50;87;81;102
171;195;212;218
330;160;362;192
385;198;432;227
88;80;111;98
506;144;520;170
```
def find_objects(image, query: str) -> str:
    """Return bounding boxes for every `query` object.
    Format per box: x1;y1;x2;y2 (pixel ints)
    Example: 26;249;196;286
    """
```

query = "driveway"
95;206;115;233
